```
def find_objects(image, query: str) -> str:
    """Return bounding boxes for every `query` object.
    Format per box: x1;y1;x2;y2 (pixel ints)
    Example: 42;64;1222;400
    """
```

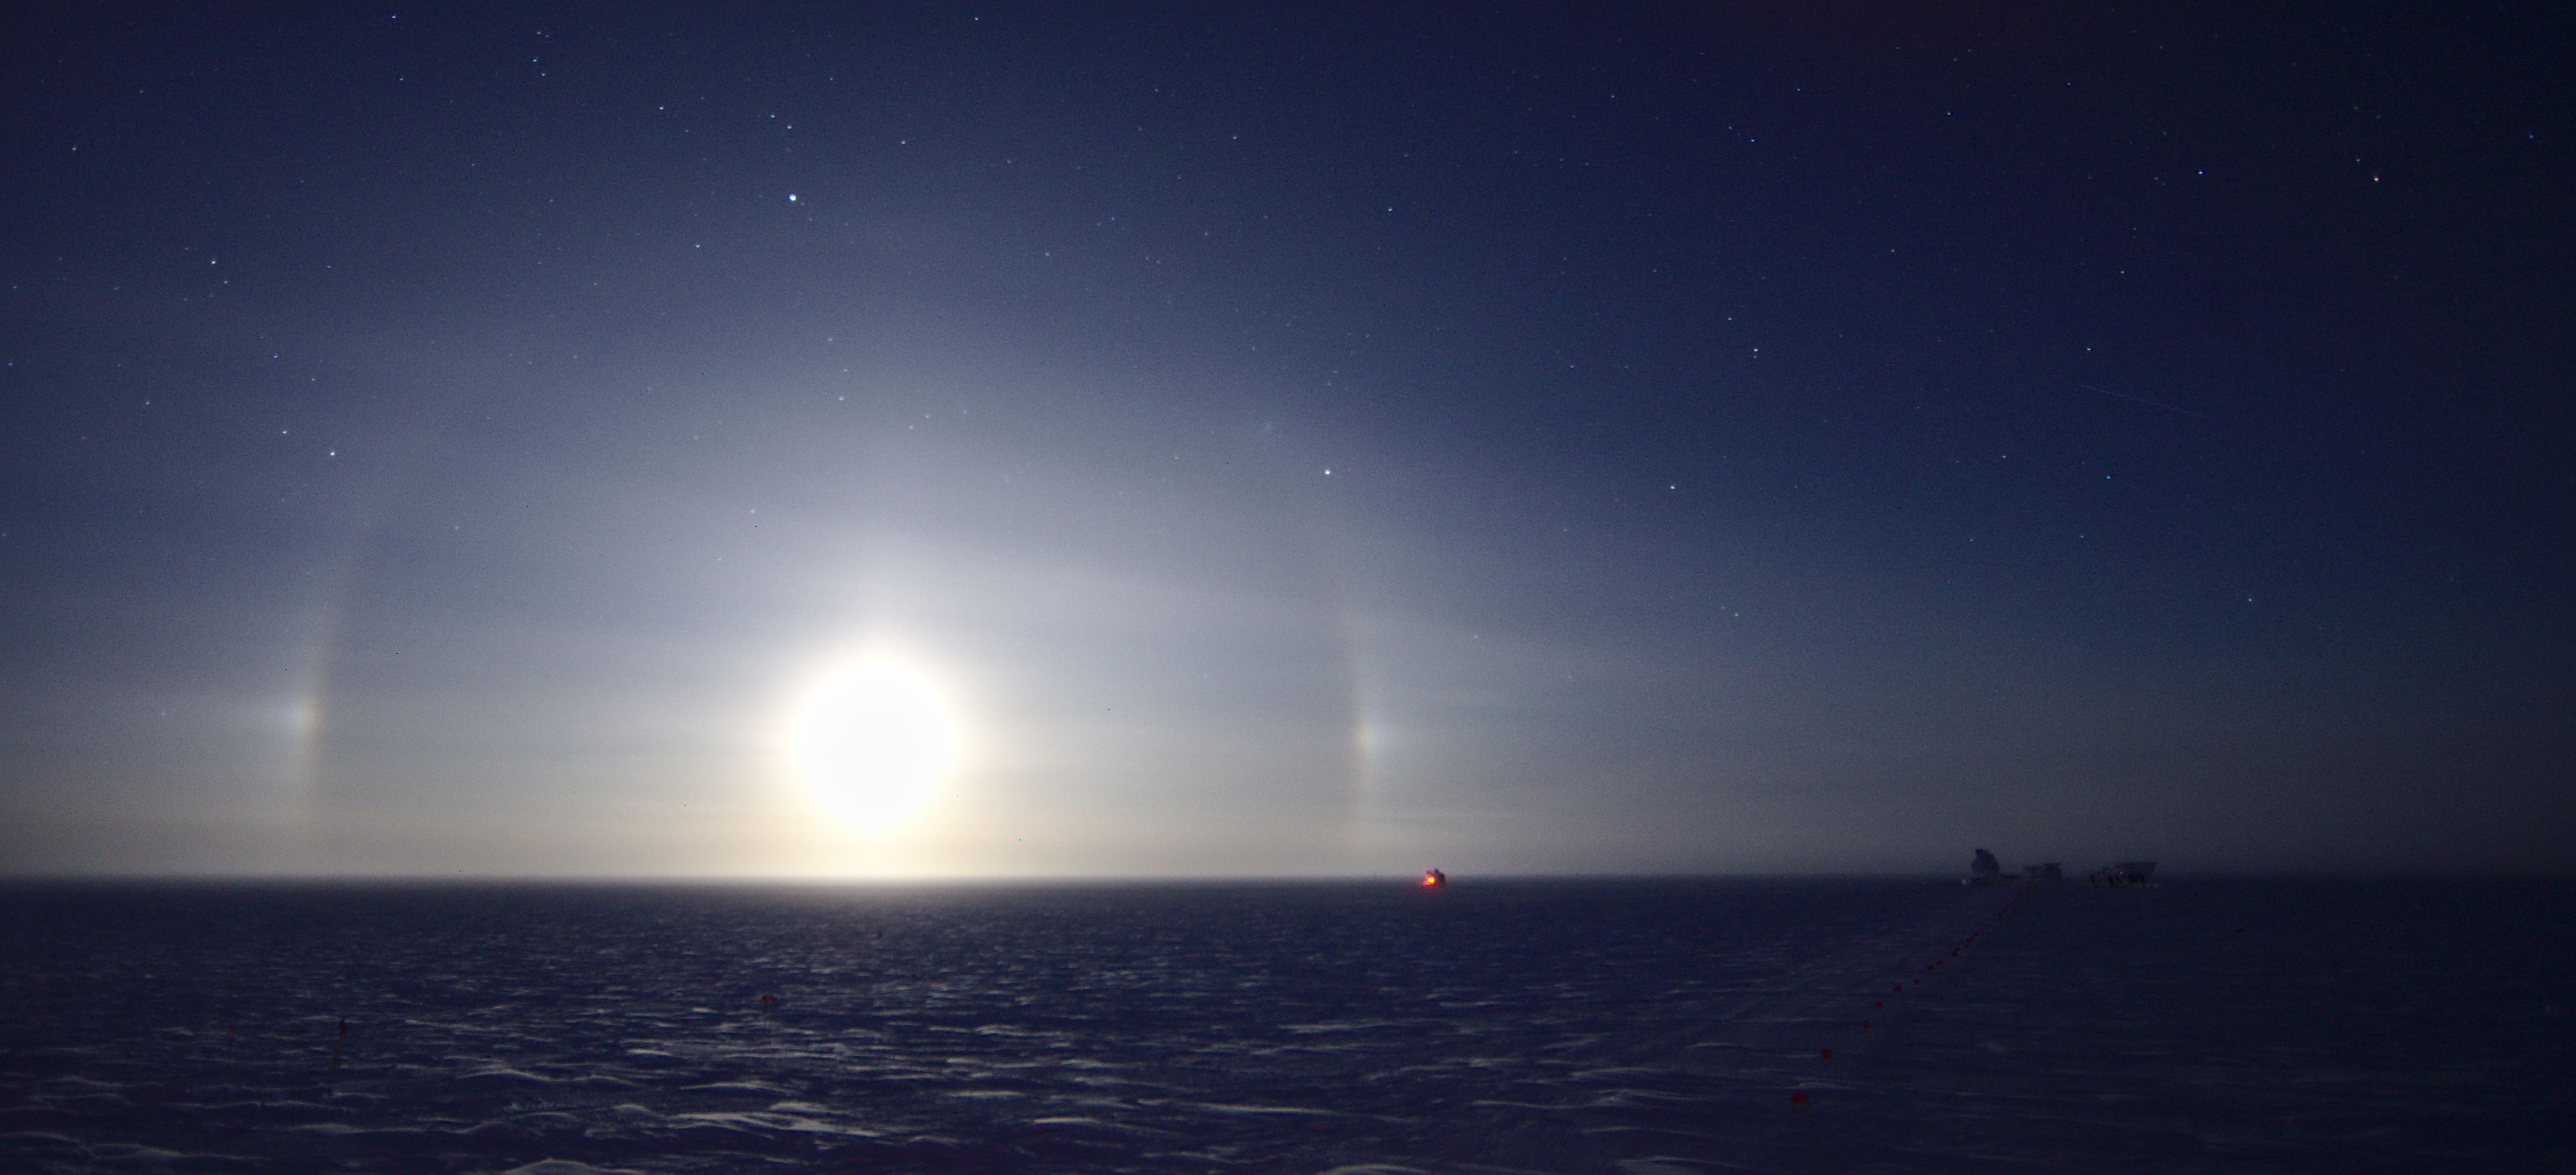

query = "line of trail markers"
1794;879;2032;1106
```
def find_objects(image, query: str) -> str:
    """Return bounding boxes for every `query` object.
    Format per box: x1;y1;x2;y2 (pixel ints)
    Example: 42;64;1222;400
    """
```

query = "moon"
790;657;959;833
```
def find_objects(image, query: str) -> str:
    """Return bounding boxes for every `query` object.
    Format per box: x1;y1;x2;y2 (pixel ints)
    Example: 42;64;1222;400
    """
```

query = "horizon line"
0;868;2560;884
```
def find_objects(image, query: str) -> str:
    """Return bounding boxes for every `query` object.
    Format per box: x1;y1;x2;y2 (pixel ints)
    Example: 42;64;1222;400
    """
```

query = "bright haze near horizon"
3;4;2567;879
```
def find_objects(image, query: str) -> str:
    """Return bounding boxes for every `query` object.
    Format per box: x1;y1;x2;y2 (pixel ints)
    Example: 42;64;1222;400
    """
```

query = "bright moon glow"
791;659;959;833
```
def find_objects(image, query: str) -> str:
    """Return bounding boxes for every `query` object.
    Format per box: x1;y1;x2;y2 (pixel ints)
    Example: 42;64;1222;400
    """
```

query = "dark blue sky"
4;3;2567;876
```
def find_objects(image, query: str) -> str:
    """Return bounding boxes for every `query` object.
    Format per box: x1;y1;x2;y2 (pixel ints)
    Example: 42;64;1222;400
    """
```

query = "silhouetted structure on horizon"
2090;862;2157;887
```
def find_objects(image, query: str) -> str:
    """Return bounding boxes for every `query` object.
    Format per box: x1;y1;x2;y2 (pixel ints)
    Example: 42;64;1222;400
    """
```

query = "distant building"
1966;851;2063;884
2089;861;2157;887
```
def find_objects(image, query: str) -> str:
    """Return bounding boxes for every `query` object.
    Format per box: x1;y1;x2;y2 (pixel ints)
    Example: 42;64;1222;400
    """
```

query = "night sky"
5;4;2568;877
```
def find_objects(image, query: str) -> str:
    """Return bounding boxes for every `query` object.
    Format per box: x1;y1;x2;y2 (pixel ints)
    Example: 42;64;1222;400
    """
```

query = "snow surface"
0;878;2565;1172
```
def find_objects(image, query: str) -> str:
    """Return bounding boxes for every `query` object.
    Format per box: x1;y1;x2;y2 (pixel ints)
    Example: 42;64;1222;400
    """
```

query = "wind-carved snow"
0;879;2565;1172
